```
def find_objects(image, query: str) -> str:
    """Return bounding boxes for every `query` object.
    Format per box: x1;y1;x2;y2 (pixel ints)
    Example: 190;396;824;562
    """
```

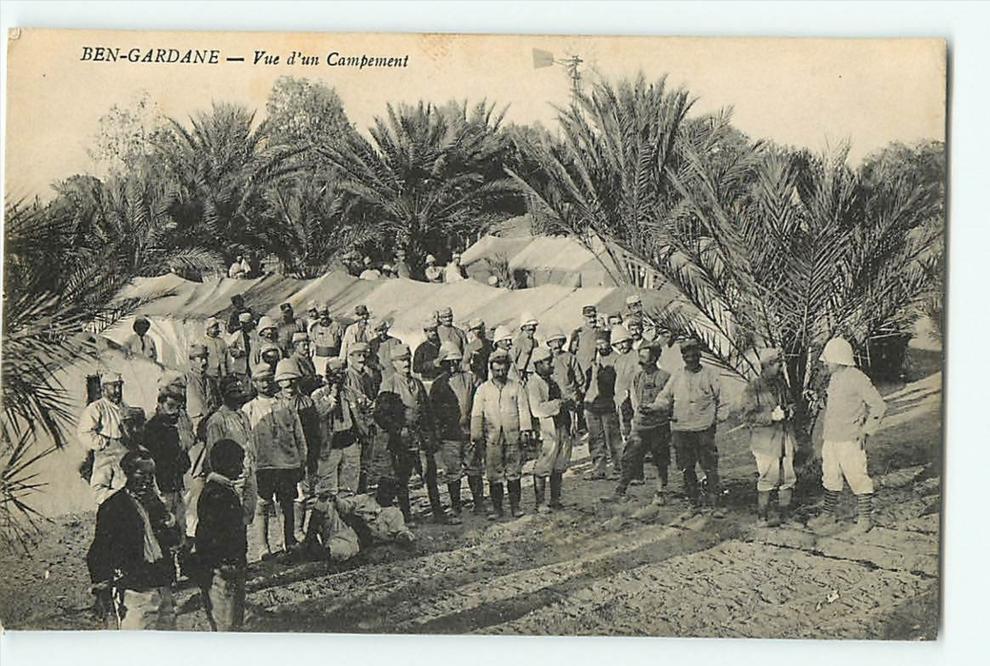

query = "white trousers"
821;439;874;495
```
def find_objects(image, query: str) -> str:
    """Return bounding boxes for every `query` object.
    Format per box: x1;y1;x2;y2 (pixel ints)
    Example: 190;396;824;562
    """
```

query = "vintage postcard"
1;29;945;638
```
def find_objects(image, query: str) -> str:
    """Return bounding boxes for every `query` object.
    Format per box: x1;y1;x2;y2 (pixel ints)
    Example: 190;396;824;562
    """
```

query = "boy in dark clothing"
87;449;181;630
196;439;248;631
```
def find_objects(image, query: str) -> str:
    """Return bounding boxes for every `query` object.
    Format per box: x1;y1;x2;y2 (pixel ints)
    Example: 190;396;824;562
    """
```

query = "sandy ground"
0;370;941;638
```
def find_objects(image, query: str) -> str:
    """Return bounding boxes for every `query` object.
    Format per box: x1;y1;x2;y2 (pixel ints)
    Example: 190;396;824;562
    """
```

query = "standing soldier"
309;304;344;376
77;372;133;505
394;248;413;279
546;328;585;413
205;376;257;528
739;348;798;527
343;342;379;493
339;305;372;360
464;318;492;381
583;329;622;480
413;317;444;381
570;304;600;377
624;294;645;323
227;312;256;386
650;338;727;516
603;341;672;505
306;359;364;552
437;306;468;354
277;303;304;358
429;344;481;522
626;317;645;351
807;338;887;535
253;316;281;367
274;359;322;550
368;318;402;385
202;317;229;379
226;294;251;335
242;363;307;559
289;332;320;395
424;255;444;283
444;252;467;283
471;349;533;520
528;347;574;512
185;344;222;437
125;316;158;363
303;301;320;333
378;344;446;525
512;313;540;383
611;325;645;485
142;389;192;541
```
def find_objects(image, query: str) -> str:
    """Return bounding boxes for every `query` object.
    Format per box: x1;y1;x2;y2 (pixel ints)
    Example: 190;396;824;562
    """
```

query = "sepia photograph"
1;26;946;641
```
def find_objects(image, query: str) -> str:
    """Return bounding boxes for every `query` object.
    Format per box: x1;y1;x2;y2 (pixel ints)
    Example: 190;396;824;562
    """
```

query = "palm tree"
156;103;302;262
316;100;520;276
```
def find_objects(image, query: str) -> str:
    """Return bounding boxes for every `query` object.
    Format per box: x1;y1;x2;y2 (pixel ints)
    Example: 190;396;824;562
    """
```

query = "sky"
4;30;946;199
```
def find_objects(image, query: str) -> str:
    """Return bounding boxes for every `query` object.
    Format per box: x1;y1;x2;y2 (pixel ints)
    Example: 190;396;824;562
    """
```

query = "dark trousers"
585;408;623;475
672;427;719;503
390;446;442;519
618;424;671;492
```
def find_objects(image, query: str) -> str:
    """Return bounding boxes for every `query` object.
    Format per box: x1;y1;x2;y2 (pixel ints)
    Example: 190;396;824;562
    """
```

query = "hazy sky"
5;30;945;199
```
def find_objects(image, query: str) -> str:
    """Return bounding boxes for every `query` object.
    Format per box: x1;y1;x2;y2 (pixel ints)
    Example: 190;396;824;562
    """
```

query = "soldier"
303;300;321;333
545;328;584;409
650;338;728;516
258;343;282;377
242;363;307;559
142;389;192;540
368;318;402;385
125;315;158;363
182;343;222;538
569;304;600;376
87;449;180;630
471;349;534;520
377;344;446;525
77;372;133;505
444;252;467;283
512;312;539;383
343;342;379;493
275;358;322;550
277;303;305;358
626;317;645;351
289;332;320;396
204;376;257;528
309;304;344;376
464;318;492;381
437;306;468;354
624;294;645;322
583;329;622;480
339;304;372;359
394;248;412;279
429;344;481;522
528;347;574;512
739;348;798;527
413;316;444;381
202;317;229;379
305;359;364;554
424;254;444;283
603;341;672;505
253;316;281;366
611;325;645;485
227;311;256;385
225;294;250;334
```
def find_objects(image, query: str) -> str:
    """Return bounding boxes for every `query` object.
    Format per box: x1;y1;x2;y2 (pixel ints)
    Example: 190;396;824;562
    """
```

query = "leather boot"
447;480;463;524
508;479;524;518
303;509;326;560
427;479;447;524
488;481;504;520
293;500;306;542
756;490;770;527
534;476;551;513
255;503;273;560
778;488;798;526
282;501;297;549
468;476;486;515
398;485;414;526
358;471;368;495
849;493;874;534
549;472;563;509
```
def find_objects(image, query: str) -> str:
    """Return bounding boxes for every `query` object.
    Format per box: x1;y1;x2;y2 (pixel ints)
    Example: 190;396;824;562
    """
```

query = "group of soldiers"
80;288;889;631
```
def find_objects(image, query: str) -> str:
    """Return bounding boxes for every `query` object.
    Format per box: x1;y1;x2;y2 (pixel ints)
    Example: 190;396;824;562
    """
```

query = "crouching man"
195;439;248;631
87;449;181;630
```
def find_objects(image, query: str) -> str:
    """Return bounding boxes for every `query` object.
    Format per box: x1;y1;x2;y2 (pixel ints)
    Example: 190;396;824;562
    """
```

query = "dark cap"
582;305;597;316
